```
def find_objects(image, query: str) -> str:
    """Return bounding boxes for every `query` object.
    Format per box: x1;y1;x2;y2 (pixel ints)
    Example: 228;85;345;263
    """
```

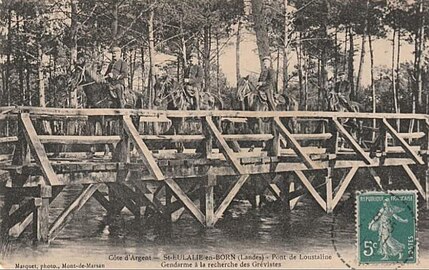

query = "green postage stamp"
357;191;418;264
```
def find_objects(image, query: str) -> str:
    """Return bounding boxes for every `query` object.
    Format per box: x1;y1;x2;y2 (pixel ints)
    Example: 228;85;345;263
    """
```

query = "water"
1;180;428;269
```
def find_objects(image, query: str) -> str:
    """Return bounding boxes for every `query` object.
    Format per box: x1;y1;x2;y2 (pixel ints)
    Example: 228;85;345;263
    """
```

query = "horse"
235;76;298;134
153;75;222;152
72;60;136;157
326;89;364;146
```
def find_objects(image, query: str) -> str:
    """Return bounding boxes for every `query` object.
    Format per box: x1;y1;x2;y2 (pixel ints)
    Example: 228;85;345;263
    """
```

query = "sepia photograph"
0;0;428;269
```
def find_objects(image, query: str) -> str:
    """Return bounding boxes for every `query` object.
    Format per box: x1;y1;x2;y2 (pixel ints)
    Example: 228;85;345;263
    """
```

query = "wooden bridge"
0;106;428;245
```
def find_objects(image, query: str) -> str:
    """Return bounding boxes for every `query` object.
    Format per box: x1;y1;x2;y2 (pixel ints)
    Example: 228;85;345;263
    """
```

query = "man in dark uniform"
334;71;353;112
184;53;203;110
257;56;276;111
105;46;128;108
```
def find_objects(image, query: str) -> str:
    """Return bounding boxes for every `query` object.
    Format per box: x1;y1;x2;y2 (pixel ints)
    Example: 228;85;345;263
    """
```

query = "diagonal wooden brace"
274;117;318;169
205;116;245;174
213;174;249;224
401;164;426;199
294;171;326;211
49;184;101;242
332;118;374;165
164;178;205;225
332;167;358;210
383;119;424;165
122;115;165;180
20;113;61;186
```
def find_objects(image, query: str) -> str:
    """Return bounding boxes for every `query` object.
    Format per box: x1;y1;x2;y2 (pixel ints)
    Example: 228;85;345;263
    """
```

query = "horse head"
154;75;188;110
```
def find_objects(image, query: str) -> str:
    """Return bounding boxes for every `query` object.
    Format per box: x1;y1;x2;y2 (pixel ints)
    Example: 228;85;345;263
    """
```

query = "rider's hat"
111;46;121;53
262;56;271;61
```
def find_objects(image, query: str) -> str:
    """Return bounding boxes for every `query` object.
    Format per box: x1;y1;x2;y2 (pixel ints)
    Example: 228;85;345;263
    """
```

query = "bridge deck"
0;107;428;244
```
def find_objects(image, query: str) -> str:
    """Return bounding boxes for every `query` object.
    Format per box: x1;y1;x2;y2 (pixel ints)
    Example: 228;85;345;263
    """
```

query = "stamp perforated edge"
355;189;419;266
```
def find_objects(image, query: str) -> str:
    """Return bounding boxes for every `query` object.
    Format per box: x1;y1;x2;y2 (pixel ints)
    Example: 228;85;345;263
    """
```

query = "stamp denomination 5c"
356;191;417;264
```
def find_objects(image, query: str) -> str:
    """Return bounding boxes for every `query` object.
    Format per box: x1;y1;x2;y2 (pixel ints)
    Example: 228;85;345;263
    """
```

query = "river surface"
0;175;428;269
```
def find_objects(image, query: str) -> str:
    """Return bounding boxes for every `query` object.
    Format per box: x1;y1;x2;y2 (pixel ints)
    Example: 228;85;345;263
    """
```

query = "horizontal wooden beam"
0;136;18;144
39;135;121;145
387;132;425;140
3;106;428;120
140;135;205;142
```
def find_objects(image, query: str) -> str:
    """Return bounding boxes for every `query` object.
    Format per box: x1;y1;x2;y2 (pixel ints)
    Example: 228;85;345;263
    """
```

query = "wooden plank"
164;178;205;225
204;175;216;227
383;119;424;165
223;134;274;141
332;167;358;209
139;116;170;123
92;190;114;212
122;115;165;180
33;197;49;244
332;118;374;165
293;133;332;141
274;117;318;169
14;106;428;120
20;113;61;186
214;174;249;223
49;184;101;241
294;171;326;211
326;168;333;213
39;135;121;145
205;116;245;174
140;135;205;142
401;164;426;198
386;132;425;140
0;136;18;144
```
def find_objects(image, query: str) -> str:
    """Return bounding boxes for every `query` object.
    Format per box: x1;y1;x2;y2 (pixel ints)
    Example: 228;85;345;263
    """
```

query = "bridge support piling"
32;185;51;245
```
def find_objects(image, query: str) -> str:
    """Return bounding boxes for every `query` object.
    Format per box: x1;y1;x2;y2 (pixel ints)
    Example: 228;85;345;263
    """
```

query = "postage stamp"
356;191;418;264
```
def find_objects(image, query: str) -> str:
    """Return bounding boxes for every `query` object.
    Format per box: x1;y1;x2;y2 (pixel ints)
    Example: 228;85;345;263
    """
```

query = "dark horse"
153;74;222;152
73;61;136;157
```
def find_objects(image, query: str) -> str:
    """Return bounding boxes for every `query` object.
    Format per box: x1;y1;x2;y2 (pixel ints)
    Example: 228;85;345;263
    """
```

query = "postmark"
356;190;418;265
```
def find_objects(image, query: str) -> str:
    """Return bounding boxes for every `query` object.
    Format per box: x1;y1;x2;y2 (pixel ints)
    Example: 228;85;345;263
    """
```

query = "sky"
218;27;415;88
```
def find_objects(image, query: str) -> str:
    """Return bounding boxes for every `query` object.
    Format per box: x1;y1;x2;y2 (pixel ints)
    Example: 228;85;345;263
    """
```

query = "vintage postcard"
1;0;429;269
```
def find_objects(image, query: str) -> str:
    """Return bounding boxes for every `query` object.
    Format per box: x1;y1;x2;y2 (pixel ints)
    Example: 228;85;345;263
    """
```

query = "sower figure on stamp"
105;46;128;108
184;53;203;110
257;56;276;111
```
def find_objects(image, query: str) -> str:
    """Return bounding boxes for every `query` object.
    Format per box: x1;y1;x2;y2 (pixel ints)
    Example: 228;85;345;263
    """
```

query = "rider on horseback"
257;56;276;111
105;46;128;108
333;71;354;112
184;53;203;110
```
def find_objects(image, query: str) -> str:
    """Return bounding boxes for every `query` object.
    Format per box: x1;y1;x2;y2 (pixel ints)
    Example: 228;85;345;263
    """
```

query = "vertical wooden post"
107;184;123;218
201;118;212;158
325;119;338;213
379;119;387;166
33;185;51;244
204;175;216;227
422;120;429;208
268;119;280;156
325;168;333;213
113;116;130;183
165;184;173;223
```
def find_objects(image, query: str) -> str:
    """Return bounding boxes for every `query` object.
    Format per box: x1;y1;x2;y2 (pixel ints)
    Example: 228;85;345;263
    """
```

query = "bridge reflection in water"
0;107;428;247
